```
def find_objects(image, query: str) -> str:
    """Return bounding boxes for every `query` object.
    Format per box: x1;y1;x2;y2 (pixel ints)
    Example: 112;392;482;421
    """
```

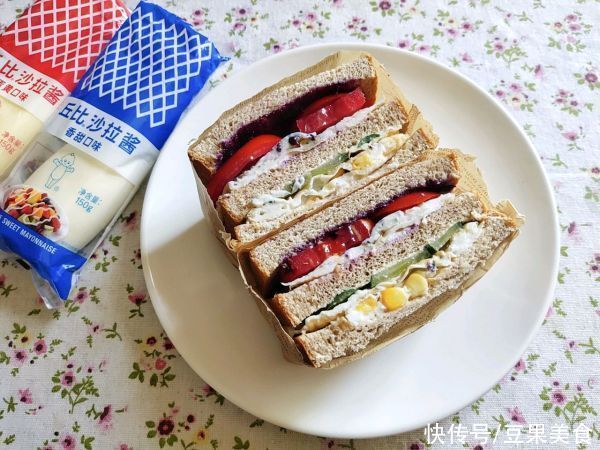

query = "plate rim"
141;42;559;438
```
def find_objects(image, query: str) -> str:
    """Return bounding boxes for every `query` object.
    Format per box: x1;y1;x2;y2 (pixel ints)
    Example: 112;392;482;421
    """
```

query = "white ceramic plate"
141;43;558;438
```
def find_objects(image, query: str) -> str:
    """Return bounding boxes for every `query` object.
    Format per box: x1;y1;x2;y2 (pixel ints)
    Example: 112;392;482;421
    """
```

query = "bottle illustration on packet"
0;0;130;176
0;1;226;307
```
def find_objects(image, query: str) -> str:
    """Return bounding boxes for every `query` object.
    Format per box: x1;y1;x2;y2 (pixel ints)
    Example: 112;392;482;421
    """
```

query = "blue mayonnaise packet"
0;1;226;307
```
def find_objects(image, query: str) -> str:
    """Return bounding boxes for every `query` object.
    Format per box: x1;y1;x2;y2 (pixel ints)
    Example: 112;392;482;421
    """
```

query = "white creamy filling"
227;104;378;192
246;126;409;224
227;132;316;191
447;221;483;253
366;194;452;245
280;193;454;289
281;255;343;288
303;222;483;332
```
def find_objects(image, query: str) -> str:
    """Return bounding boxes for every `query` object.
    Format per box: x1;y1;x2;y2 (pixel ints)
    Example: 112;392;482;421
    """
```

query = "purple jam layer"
215;80;362;168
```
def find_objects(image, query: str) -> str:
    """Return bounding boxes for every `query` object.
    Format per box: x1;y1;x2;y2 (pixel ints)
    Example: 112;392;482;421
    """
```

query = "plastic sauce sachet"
0;1;226;307
0;0;130;176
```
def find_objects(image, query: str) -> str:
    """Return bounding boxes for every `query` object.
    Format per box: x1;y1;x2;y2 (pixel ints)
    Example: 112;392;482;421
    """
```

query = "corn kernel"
404;273;428;298
351;152;373;170
355;295;377;313
381;287;407;311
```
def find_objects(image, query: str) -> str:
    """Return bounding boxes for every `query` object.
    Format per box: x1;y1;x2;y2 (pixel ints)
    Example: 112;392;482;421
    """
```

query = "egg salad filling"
281;193;455;289
227;104;378;192
246;128;410;223
302;221;483;333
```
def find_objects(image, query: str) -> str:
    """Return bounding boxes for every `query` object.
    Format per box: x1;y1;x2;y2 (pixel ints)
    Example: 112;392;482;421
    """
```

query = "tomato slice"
315;235;347;260
371;191;442;221
207;134;281;203
296;88;366;134
279;246;322;283
297;93;345;119
279;218;374;283
350;218;374;243
277;190;443;284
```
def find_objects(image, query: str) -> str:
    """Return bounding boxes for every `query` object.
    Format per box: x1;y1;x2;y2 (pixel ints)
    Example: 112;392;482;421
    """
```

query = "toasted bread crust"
219;122;438;252
227;105;440;247
189;51;525;370
271;192;483;327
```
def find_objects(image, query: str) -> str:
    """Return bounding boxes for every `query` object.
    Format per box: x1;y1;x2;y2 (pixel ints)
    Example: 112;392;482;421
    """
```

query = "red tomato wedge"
279;246;321;284
207;134;281;203
279;218;374;283
315;236;346;261
298;93;345;118
296;88;366;134
371;191;442;221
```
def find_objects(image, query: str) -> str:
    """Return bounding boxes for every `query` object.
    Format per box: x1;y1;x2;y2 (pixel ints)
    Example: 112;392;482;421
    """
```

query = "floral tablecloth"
0;0;598;449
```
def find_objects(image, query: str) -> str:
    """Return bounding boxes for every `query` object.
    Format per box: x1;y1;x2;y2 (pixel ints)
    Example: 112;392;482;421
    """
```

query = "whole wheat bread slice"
227;104;439;247
244;152;459;296
189;52;380;183
294;214;518;367
272;192;484;327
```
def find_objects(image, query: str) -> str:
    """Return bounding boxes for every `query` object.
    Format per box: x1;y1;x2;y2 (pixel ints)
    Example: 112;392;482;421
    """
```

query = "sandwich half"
189;51;381;185
225;103;437;247
239;151;521;367
293;211;518;367
188;51;436;248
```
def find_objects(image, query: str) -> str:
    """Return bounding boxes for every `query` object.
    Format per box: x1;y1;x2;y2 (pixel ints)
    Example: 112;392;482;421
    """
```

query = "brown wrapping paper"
195;169;239;267
189;51;524;369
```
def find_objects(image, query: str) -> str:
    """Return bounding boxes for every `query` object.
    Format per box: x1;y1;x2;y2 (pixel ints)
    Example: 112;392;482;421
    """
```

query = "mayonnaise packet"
0;0;130;176
0;1;226;307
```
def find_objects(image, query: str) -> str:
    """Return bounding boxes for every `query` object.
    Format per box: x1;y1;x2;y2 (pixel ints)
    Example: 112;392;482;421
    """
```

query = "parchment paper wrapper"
192;50;434;260
194;169;238;268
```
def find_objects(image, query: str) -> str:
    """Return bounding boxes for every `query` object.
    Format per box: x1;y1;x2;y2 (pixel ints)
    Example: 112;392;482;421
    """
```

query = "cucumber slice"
369;249;430;288
369;222;466;288
283;135;378;195
304;152;350;186
301;287;358;328
304;222;468;323
424;221;464;255
284;152;350;194
356;133;380;148
327;288;357;310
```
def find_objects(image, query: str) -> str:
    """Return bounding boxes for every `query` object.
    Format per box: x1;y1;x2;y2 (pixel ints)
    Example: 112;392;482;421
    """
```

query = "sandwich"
188;50;523;369
188;51;438;248
239;151;521;367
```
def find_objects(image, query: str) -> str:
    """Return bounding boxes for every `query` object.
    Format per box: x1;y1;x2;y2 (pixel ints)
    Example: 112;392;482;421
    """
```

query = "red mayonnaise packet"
0;0;129;175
